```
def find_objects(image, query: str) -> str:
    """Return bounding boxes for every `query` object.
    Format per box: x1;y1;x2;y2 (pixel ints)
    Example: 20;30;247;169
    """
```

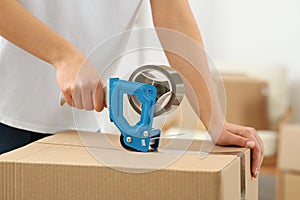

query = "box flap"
36;131;248;154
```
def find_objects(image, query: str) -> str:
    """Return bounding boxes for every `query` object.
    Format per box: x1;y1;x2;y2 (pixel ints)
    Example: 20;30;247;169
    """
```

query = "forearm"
0;0;83;68
150;0;224;131
151;1;264;177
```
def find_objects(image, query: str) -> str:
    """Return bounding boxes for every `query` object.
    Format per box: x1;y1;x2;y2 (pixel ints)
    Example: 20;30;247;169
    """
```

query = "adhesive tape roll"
128;65;184;117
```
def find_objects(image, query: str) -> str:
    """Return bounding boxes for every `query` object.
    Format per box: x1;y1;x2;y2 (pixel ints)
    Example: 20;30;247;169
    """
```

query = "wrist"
50;43;85;71
201;114;226;135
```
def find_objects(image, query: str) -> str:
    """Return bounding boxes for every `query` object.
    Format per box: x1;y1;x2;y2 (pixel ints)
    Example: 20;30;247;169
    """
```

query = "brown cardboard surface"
222;74;269;130
280;172;300;200
0;131;257;200
278;124;300;171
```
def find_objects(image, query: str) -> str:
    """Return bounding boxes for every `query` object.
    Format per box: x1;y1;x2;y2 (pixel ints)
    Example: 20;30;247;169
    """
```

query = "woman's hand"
0;0;105;112
215;122;264;178
55;55;105;112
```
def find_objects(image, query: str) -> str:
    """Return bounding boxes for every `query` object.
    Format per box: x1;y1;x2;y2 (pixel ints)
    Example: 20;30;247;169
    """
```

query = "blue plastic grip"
108;78;160;152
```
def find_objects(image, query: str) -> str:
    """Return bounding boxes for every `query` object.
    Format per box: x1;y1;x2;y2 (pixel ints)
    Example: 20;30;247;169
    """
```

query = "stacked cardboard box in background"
277;124;300;200
221;74;269;130
0;131;258;200
169;73;269;131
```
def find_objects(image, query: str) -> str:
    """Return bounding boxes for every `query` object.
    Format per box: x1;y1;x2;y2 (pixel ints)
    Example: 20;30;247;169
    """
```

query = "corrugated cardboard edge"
221;156;241;200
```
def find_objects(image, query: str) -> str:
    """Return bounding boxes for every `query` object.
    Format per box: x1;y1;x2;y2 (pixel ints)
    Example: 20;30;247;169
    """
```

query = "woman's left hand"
215;122;264;178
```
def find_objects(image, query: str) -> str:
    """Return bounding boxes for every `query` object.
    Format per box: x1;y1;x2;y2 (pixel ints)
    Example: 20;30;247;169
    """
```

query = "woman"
0;0;263;177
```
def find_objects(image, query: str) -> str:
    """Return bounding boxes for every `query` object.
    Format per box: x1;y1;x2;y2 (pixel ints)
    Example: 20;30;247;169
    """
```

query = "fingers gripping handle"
59;87;107;107
58;78;160;152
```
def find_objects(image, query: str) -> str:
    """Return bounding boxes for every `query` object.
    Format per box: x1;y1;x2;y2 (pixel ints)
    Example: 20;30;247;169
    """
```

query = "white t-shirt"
0;0;143;133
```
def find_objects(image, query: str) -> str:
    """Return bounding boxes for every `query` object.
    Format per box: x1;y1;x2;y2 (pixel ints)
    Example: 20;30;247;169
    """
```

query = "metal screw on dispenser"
126;137;132;143
143;131;149;137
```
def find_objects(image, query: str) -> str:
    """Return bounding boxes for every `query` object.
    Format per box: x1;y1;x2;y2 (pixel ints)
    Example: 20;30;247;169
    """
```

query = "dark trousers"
0;123;52;154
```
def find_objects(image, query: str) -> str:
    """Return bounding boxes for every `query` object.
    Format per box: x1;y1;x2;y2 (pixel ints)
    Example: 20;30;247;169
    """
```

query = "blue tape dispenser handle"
108;78;161;152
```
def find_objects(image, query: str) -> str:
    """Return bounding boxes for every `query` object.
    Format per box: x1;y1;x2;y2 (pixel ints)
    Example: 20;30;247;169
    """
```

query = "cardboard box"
278;124;300;171
283;172;300;200
277;172;300;200
0;131;257;200
277;124;300;200
222;74;269;130
169;74;269;131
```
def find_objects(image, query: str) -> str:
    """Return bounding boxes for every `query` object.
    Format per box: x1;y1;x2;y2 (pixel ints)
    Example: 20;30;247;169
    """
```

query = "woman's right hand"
0;0;105;112
55;54;105;112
